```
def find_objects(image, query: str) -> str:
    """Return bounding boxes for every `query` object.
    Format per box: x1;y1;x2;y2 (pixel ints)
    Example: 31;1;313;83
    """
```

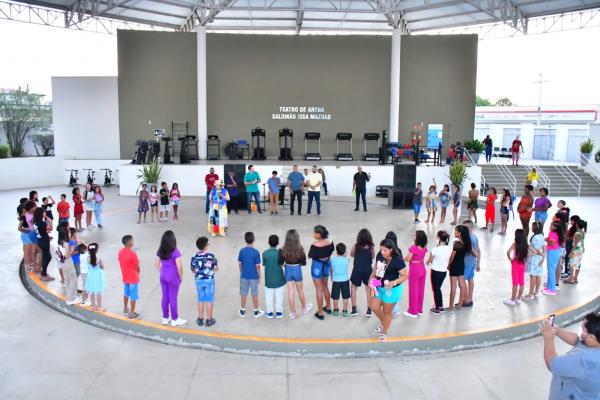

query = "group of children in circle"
136;182;182;223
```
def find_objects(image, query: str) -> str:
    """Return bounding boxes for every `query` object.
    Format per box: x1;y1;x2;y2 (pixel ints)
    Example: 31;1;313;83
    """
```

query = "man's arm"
541;320;558;371
555;327;579;346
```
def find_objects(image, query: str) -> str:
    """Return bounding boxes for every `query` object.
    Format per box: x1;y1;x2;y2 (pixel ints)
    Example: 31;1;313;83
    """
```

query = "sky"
1;19;599;106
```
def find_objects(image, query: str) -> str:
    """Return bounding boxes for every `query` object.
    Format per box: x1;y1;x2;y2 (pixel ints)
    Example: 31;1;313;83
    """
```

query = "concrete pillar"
197;27;207;160
389;28;401;143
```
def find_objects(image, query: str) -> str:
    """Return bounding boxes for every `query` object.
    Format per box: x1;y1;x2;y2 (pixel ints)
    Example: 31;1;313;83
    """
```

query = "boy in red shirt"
56;194;70;226
118;235;141;320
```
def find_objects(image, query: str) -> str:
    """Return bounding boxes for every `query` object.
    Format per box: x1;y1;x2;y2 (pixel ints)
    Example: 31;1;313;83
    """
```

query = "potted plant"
136;158;162;192
0;144;9;159
463;139;485;163
580;139;594;166
448;160;468;187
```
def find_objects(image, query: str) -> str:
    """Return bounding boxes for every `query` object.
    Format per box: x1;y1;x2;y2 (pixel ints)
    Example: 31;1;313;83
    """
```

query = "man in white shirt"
306;165;323;216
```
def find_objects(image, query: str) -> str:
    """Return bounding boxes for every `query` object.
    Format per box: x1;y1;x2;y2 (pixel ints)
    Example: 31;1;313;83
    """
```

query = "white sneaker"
162;318;170;325
254;309;265;318
403;311;418;318
171;318;187;326
503;299;516;306
303;303;313;314
515;299;522;305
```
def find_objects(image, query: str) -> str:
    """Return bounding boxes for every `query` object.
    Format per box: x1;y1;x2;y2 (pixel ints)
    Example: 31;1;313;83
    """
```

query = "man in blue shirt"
542;312;600;400
244;165;262;215
237;232;264;317
286;164;305;216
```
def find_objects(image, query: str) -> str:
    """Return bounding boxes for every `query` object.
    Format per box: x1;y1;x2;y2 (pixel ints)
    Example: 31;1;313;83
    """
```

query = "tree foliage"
494;97;514;107
475;96;492;106
31;134;55;156
0;87;52;157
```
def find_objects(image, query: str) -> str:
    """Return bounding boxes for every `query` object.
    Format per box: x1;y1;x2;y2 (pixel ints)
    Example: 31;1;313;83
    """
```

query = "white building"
473;105;600;162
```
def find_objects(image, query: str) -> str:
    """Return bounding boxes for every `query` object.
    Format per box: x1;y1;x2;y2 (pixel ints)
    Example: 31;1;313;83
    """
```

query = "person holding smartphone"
541;312;600;399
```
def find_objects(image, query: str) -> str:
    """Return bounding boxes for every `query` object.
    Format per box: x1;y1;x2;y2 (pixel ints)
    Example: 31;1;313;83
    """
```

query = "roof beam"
464;0;528;33
180;0;237;31
367;0;410;32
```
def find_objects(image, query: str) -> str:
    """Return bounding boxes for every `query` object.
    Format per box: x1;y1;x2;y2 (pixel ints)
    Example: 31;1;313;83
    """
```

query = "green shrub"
448;160;468;186
136;158;162;189
0;144;10;159
580;139;594;153
464;139;485;153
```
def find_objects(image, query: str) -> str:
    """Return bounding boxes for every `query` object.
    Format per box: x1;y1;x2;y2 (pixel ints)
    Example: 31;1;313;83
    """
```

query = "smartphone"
548;314;556;327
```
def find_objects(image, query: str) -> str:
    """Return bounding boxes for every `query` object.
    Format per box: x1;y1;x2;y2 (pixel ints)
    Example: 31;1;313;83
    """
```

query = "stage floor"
10;187;600;356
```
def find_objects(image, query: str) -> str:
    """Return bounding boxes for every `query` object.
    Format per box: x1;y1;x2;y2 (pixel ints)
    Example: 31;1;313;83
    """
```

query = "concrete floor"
1;185;595;399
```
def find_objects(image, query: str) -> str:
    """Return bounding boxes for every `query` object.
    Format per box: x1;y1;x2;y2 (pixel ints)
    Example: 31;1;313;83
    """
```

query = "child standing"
78;244;89;305
69;227;82;279
42;196;55;229
237;232;264;317
451;184;461;225
267;171;281;215
462;220;480;307
504;229;528;305
427;231;452;314
482;187;497;231
118;235;142;320
524;221;545;300
138;183;149;224
85;243;105;312
565;220;585;284
57;227;78;305
149;185;159;222
57;194;70;227
330;242;351;316
191;236;218;326
424;181;437;224
439;185;450;224
170;183;181;221
404;230;428;318
72;188;84;232
543;222;564;296
159;181;170;222
263;235;285;318
93;186;105;229
350;228;375;316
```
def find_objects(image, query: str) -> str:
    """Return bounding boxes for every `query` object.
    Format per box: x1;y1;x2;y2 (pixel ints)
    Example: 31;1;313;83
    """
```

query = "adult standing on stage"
204;167;219;214
511;136;524;166
225;171;240;215
287;165;305;216
244;165;262;214
306;165;323;216
517;184;534;237
353;166;371;212
483;135;493;163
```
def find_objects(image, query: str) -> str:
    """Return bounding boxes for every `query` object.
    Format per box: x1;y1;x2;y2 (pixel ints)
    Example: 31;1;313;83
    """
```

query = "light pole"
533;73;550;125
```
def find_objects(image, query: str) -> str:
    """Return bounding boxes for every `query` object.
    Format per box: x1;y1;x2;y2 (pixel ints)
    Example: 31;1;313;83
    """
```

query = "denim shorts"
240;278;259;296
311;260;331;280
413;203;422;214
376;285;403;304
284;265;303;282
535;211;548;224
464;263;476;280
21;232;33;245
123;283;139;301
195;279;215;303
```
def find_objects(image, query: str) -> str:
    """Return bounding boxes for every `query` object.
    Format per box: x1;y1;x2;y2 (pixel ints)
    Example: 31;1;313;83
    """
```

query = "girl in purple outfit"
155;230;186;326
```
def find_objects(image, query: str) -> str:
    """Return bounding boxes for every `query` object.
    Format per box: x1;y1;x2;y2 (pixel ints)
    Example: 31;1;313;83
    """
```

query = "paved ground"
1;185;594;399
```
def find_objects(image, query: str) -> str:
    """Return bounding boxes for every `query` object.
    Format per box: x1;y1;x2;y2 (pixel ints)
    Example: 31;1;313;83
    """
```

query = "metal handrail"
548;149;582;196
496;163;517;195
464;150;489;194
580;152;600;185
524;165;551;191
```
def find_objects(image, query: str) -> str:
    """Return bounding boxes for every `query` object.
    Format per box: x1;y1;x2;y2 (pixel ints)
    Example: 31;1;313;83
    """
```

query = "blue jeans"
205;189;211;213
247;191;261;213
307;191;321;214
485;148;492;162
546;248;562;291
94;203;103;226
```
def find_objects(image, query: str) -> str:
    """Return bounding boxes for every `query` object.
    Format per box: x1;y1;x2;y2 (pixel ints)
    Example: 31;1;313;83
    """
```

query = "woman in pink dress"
404;230;428;318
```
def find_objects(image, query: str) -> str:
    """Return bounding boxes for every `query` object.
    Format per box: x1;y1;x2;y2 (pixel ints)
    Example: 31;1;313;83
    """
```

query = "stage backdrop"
118;32;477;159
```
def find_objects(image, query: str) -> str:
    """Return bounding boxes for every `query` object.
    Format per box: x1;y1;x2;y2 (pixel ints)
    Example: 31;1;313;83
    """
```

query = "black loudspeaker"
253;147;265;160
279;148;292;160
388;189;414;209
224;164;248;210
393;164;416;190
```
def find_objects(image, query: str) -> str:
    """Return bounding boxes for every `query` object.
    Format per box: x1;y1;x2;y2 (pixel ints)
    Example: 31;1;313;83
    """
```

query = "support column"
389;28;401;143
197;26;208;160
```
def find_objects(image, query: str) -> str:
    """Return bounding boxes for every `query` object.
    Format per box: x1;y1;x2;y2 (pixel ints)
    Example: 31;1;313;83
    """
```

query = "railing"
464;150;489;194
523;165;551;191
580;152;600;185
496;163;517;195
548;150;582;196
